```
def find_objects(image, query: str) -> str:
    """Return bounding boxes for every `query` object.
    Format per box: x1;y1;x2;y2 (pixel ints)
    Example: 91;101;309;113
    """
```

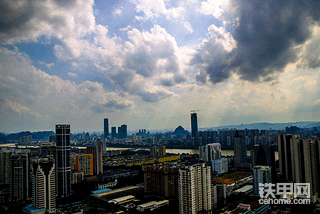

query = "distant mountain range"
204;121;320;131
0;131;55;143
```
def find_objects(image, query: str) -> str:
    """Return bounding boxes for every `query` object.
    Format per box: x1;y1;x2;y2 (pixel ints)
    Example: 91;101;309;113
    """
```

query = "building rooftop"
234;185;253;193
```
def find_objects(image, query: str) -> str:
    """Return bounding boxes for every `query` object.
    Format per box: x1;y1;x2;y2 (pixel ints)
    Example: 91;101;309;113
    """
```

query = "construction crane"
191;110;202;113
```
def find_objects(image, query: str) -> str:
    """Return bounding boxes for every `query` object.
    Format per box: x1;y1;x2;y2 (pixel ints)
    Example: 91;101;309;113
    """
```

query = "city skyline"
1;0;320;133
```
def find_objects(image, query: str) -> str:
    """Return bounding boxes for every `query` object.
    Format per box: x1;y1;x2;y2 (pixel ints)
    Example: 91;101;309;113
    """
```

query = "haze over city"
1;0;320;133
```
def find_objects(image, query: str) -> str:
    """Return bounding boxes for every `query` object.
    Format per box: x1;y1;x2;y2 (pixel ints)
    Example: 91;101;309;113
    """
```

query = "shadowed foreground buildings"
10;150;30;202
143;164;179;200
278;134;320;203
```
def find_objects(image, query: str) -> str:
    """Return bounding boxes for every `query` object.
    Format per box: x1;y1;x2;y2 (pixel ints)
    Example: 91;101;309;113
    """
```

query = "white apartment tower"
199;143;221;162
32;151;56;213
178;162;212;214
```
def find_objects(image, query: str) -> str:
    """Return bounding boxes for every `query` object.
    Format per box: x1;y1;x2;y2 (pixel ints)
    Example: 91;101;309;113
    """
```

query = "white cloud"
130;0;193;33
0;0;96;45
0;47;133;131
39;61;54;68
113;6;124;16
67;72;78;78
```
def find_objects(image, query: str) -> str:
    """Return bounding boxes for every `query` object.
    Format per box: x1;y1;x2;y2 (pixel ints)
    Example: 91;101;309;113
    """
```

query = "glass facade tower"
56;124;71;198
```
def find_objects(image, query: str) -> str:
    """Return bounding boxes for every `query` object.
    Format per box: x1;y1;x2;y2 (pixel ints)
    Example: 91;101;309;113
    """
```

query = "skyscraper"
87;140;103;175
56;124;71;198
104;118;109;138
178;161;212;214
291;137;319;203
234;130;247;170
111;126;117;138
118;126;122;139
278;134;293;181
191;112;198;139
32;151;56;213
121;124;127;138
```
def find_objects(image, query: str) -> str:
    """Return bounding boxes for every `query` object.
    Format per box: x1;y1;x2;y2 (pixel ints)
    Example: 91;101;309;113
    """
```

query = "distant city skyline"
1;1;320;133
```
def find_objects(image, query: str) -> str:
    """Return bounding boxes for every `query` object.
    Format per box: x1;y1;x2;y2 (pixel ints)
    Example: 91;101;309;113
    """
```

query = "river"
0;144;278;160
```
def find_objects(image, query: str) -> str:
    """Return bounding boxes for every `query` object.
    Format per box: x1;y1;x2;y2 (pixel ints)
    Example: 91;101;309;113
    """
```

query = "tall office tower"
0;148;12;184
191;112;198;139
253;165;272;195
291;137;320;203
150;145;158;157
118;126;122;139
104;118;109;138
121;124;127;138
56;124;71;198
10;150;31;201
143;164;180;199
178;162;212;214
111;127;117;138
32;152;56;214
87;143;103;175
253;144;276;181
234;130;246;170
76;154;93;175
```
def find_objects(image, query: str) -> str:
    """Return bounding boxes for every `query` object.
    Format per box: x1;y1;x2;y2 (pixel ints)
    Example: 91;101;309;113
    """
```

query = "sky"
0;0;320;133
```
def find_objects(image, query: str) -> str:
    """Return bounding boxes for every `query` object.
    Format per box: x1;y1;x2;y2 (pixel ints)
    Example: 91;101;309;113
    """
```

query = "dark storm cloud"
0;0;92;44
193;0;320;84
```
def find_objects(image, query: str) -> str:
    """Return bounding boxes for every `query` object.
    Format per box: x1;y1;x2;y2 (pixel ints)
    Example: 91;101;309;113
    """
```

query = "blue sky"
0;0;320;133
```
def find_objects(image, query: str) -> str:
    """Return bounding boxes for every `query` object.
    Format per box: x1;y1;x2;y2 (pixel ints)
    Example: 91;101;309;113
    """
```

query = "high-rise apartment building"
143;164;179;199
10;150;30;201
87;143;103;175
291;137;319;203
253;165;272;195
178;161;212;214
212;183;227;206
104;118;109;138
0;148;12;184
32;152;56;213
191;113;198;139
234;130;247;170
76;154;93;176
199;143;221;162
56;124;71;198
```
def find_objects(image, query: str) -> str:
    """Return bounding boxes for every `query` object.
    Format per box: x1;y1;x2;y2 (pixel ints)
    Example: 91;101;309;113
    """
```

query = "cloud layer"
0;0;320;132
193;0;320;84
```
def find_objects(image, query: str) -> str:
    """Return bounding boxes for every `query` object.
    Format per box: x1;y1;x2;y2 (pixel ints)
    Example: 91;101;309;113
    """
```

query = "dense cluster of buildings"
0;114;320;213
